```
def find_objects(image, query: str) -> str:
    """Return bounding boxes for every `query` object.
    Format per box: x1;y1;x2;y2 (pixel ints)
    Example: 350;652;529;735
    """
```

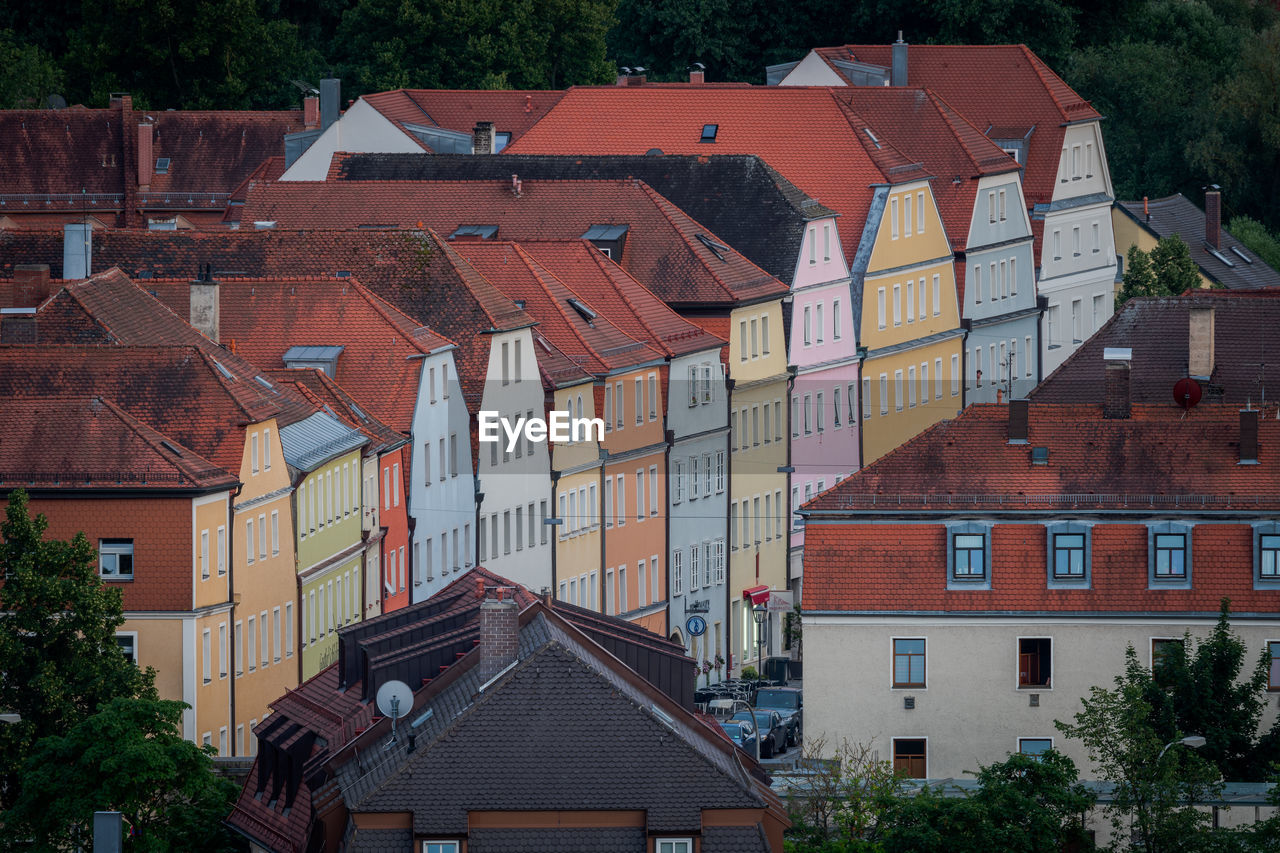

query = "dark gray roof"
334;153;836;284
345;827;414;853
1116;195;1280;290
468;827;646;852
336;611;763;837
703;825;771;852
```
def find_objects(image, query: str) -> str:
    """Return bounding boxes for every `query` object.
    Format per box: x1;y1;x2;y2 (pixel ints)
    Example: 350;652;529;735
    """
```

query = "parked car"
754;686;802;747
731;710;786;758
719;720;758;757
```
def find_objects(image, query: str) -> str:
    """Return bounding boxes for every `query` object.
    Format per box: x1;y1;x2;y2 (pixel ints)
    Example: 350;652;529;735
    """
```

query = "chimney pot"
12;264;52;308
1187;306;1215;379
304;95;319;128
1008;398;1029;444
1239;408;1259;464
1205;190;1222;250
478;597;519;683
1103;353;1131;420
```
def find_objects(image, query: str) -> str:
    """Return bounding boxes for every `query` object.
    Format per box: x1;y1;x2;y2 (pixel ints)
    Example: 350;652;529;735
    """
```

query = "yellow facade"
551;378;604;609
191;490;233;752
295;446;367;681
727;298;789;671
860;181;966;463
1111;207;1214;290
232;419;300;755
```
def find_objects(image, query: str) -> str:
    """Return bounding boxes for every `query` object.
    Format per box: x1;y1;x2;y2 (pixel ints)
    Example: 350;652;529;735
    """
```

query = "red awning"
742;584;771;605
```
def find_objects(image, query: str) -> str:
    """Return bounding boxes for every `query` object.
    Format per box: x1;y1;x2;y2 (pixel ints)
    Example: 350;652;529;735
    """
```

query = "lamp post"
1157;734;1206;763
753;602;767;674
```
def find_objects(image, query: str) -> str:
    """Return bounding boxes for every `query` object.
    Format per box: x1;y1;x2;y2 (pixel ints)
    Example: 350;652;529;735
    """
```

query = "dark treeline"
1;0;1277;230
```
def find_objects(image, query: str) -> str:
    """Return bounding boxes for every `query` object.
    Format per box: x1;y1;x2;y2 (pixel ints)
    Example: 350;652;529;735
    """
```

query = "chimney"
304;95;319;128
689;62;705;84
1187;306;1215;379
137;122;153;190
0;309;37;344
63;224;92;280
109;93;132;111
627;74;646;86
1204;189;1221;250
891;32;908;86
478;592;519;683
189;264;221;343
473;121;494;155
320;78;340;132
1103;347;1132;419
13;264;52;308
1239;408;1259;465
1008;398;1029;444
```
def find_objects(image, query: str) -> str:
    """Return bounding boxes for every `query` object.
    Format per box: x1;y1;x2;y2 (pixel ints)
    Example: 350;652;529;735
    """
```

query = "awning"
742;585;771;605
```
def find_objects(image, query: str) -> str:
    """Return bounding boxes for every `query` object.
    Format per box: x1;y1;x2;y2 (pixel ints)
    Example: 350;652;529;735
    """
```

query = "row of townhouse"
800;290;1280;790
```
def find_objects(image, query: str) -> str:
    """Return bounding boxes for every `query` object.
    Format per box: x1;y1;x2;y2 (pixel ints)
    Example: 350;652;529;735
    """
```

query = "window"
953;534;985;578
891;196;899;239
202;628;211;683
1052;230;1062;261
894;370;903;412
616;474;626;526
715;451;725;493
803;394;812;435
1018;638;1051;687
863;377;871;419
201;530;210;580
1268;641;1280;691
99;539;134;579
907;367;916;407
217;527;226;575
251;433;259;474
635;378;643;425
1019;738;1053;758
932;274;941;315
833;386;842;428
1053;533;1085;577
893;739;926;778
761;315;770;354
219;623;228;677
917;191;925;233
906;281;914;323
615;381;624;428
950;355;960;396
893;638;925;687
739;321;747;362
904;193;913;236
234;621;243;675
672;549;684;595
1149;523;1192;585
893;284;902;326
879;374;888;416
604;384;613;429
271;511;279;556
934;358;943;399
258;513;266;560
423;843;460;853
285;602;294;657
648;373;658;420
657;841;692;853
833;299;842;340
988;190;996;223
774;400;783;441
116;633;137;665
823;224;831;261
1024;337;1033;377
803;305;812;345
877;287;887;329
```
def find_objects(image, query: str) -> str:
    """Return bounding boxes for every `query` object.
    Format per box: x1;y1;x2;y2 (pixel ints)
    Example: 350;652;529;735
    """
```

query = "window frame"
1045;521;1092;588
891;737;927;779
1147;522;1193;589
1254;523;1280;589
99;538;135;580
945;521;992;588
1018;737;1054;758
1017;636;1052;690
1267;640;1280;692
891;637;926;689
116;631;139;665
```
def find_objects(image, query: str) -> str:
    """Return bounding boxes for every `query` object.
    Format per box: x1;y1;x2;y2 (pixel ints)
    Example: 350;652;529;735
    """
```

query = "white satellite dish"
376;680;414;745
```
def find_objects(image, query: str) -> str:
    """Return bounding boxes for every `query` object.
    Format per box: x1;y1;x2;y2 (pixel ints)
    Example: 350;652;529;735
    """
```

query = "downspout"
662;425;673;635
291;471;303;685
723;373;735;672
227;480;242;755
549;469;560;594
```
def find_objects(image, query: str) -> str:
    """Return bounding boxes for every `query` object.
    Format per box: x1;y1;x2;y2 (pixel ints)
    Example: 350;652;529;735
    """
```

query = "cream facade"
553;376;604;608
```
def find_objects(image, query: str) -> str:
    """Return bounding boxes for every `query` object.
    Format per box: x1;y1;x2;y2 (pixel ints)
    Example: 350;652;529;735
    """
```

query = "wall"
553;377;603;609
280;98;424;181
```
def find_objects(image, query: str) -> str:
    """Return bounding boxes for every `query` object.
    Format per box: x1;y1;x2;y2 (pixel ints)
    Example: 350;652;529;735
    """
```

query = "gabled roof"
1116;194;1280;291
269;368;407;457
238;178;788;307
815;44;1100;204
832;88;1021;251
1031;289;1280;406
361;90;565;147
0;393;237;492
507;86;913;259
333;152;834;285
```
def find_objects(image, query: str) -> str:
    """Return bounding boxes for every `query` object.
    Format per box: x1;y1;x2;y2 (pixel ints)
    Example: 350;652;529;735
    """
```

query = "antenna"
375;679;414;747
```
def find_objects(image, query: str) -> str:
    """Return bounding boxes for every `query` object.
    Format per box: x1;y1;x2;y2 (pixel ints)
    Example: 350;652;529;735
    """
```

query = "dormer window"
581;224;629;259
449;224;498;241
283;345;344;377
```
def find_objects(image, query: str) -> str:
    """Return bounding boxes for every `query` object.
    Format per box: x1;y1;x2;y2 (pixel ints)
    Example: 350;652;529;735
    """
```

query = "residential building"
1114;191;1280;291
800;390;1280;783
227;569;784;853
778;41;1117;376
0;93;307;231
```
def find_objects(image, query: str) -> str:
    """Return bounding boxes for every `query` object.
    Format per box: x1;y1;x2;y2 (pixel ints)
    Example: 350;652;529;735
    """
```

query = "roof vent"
160;439;184;456
1031;446;1049;465
700;124;718;143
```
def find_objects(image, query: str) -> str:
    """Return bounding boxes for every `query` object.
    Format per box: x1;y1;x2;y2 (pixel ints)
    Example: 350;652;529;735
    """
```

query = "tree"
1116;235;1200;307
0;489;154;810
1229;215;1280;272
1056;646;1223;852
4;697;240;852
784;735;900;851
0;29;65;108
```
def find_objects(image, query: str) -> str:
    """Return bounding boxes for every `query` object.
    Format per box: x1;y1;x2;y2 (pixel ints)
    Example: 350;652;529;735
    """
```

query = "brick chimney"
109;93;132;111
137;122;153;191
1008;398;1029;444
304;95;319;128
1205;189;1221;250
12;264;52;308
1187;306;1215;380
189;264;220;343
1239;409;1259;465
473;121;494;155
478;591;519;683
689;63;705;84
1103;348;1132;419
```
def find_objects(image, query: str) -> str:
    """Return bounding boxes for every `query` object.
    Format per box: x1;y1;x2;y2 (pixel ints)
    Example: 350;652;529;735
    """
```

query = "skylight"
696;233;730;262
567;298;597;323
160;439;184;456
863;128;882;149
155;157;170;174
700;124;718;143
1229;246;1253;264
211;359;235;380
449;224;499;240
1208;247;1235;268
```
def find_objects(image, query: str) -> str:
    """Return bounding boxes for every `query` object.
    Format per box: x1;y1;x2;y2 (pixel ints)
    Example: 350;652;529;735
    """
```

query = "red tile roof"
818;44;1100;205
507;86;905;259
237;178;788;307
271;368;408;456
0;393;237;491
362;90;565;147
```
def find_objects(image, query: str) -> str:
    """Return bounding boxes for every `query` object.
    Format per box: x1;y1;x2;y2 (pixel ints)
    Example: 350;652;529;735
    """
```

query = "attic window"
863;128;882;149
253;221;276;230
700;124;718;143
1229;246;1253;264
155;157;170;174
449;224;499;240
567;298;597;323
695;233;730;262
1031;447;1050;465
160;439;184;456
1207;247;1235;268
283;345;345;378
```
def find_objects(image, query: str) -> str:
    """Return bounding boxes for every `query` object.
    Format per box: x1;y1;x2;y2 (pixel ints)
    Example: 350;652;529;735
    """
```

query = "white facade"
409;347;476;602
280;98;423;181
1039;121;1117;376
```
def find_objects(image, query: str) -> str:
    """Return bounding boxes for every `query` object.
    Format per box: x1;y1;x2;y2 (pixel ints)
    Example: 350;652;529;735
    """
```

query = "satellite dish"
1173;377;1202;410
376;679;413;720
45;94;67;110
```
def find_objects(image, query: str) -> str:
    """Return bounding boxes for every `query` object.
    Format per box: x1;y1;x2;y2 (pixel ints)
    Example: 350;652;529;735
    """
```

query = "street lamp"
753;603;767;674
1157;734;1206;763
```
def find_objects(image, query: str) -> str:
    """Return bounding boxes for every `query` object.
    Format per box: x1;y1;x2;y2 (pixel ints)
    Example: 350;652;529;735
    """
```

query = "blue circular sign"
686;615;707;637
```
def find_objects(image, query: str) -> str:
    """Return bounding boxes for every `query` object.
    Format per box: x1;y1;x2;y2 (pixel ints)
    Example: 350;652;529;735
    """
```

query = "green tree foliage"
0;29;65;108
1056;647;1225;852
333;0;615;95
4;697;240;852
784;736;901;850
0;489;155;811
1116;235;1201;307
1229;217;1280;273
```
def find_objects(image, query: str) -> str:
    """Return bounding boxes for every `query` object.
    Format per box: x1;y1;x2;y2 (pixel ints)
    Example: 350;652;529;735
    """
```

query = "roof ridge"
636;184;738;302
91;395;232;488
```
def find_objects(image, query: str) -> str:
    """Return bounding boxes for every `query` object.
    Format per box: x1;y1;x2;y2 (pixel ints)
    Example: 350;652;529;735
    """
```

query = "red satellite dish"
1173;377;1203;410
